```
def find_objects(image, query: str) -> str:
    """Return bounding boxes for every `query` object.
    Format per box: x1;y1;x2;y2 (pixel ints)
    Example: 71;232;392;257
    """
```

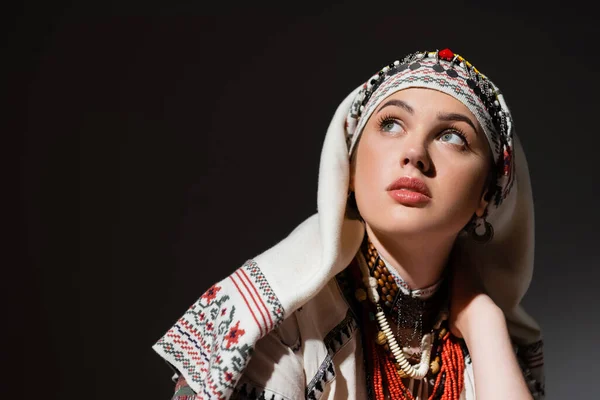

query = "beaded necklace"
351;236;467;399
369;246;446;360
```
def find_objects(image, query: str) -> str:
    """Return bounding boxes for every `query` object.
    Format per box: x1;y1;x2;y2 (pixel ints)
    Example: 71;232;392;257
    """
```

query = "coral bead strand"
456;343;465;393
372;343;384;400
447;340;458;399
430;367;444;400
452;342;463;398
454;341;465;396
385;351;413;400
441;342;453;400
450;342;458;399
450;342;459;399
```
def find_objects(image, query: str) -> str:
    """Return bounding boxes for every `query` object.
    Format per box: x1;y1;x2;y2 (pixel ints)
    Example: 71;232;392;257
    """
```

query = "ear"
475;190;489;218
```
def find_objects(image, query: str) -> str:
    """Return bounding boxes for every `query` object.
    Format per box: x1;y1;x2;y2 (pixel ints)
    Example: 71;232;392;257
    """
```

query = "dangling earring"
467;214;494;244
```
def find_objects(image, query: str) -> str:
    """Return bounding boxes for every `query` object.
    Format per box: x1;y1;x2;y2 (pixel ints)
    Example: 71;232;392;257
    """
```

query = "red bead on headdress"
439;48;454;61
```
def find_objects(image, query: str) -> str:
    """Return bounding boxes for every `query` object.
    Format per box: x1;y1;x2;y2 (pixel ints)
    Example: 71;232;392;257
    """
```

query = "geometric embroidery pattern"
153;260;284;400
306;310;359;400
516;339;545;399
241;260;285;331
232;381;292;400
363;72;497;148
517;339;544;369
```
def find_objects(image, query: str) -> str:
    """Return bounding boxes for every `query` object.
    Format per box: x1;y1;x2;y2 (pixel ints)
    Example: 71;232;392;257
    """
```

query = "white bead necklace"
357;246;447;380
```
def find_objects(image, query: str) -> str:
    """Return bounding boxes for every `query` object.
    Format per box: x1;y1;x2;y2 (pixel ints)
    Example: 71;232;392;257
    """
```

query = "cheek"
436;157;488;210
352;135;390;206
354;147;379;191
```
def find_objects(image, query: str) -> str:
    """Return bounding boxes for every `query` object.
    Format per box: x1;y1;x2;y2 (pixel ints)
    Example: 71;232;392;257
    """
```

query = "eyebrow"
437;112;480;135
376;99;414;114
376;100;482;135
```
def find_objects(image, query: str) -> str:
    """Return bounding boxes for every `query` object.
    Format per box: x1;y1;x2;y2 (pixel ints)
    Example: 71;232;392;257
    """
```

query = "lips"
386;176;431;206
386;176;431;197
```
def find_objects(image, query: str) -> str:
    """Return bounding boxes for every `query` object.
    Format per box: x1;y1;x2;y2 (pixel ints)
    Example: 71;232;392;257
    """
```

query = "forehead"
376;87;475;117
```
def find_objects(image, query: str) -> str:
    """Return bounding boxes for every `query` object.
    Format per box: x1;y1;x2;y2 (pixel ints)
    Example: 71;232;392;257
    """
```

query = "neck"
365;223;456;290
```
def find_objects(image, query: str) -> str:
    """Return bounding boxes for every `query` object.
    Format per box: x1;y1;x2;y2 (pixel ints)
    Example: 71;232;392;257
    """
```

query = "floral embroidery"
153;260;284;400
201;284;222;303
225;321;246;349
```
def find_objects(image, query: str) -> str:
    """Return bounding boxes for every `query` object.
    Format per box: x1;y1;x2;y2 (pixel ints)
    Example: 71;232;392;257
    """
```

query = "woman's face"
351;88;492;239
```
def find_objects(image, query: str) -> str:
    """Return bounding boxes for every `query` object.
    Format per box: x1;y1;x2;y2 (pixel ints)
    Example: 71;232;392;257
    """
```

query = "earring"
468;215;494;244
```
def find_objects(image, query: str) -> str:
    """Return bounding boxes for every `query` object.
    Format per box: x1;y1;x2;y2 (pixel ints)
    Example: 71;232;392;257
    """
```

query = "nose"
400;140;431;173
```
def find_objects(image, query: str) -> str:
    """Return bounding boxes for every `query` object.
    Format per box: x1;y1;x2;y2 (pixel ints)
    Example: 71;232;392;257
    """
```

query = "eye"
379;118;404;135
439;130;466;146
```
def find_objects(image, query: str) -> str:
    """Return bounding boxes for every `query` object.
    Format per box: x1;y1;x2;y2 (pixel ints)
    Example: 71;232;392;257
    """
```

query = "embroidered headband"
345;49;515;209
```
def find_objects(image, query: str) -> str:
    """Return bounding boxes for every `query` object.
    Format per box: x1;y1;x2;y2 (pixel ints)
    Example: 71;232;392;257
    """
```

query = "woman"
153;49;545;399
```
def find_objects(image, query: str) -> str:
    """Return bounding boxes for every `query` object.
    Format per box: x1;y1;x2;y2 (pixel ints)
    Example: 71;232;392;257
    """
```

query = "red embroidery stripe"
229;274;263;336
234;270;269;333
208;376;220;398
238;268;274;331
178;320;206;341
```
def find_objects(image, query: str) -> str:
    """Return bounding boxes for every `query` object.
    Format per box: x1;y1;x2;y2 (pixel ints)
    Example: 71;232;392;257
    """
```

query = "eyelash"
376;114;403;132
444;124;470;148
376;115;471;149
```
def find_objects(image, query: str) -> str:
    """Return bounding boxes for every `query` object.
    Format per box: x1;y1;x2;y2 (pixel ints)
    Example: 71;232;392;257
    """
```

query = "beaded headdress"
345;49;514;210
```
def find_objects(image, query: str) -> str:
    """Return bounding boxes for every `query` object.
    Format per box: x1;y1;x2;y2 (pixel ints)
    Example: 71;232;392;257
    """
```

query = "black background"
8;2;600;399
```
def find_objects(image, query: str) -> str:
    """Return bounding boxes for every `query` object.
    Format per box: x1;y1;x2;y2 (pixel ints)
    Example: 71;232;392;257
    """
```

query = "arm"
448;258;535;399
458;294;533;400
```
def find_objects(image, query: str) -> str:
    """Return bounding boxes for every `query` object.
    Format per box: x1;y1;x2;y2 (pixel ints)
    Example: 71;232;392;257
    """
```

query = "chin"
365;207;461;238
369;215;437;236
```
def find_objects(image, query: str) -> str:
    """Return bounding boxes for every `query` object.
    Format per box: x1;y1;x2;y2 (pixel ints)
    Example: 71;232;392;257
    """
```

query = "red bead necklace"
351;239;466;399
